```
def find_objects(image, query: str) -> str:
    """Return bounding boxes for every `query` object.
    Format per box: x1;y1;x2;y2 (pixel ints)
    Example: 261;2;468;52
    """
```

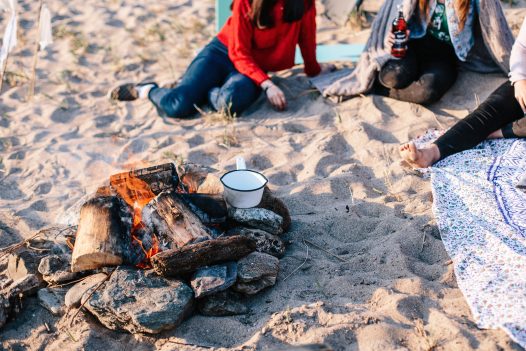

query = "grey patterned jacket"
324;0;514;97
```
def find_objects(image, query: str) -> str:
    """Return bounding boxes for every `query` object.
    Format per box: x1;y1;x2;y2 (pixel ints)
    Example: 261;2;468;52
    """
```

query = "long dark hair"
419;0;470;31
248;0;314;28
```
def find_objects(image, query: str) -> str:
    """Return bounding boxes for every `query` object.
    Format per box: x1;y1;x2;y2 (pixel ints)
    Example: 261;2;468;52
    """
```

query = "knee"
160;89;196;118
213;83;259;115
378;61;414;89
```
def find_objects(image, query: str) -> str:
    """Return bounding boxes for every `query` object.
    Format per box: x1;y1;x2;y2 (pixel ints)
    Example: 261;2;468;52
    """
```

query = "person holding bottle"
109;0;333;118
400;16;526;168
324;0;514;105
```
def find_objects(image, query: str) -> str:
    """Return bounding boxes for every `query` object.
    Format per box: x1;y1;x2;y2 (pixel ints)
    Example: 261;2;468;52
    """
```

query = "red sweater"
217;0;321;85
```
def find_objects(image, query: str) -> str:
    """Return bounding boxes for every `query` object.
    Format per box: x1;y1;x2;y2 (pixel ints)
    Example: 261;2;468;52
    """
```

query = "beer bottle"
391;5;407;59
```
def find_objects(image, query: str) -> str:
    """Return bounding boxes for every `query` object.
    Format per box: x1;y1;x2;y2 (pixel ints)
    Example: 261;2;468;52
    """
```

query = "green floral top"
427;3;452;44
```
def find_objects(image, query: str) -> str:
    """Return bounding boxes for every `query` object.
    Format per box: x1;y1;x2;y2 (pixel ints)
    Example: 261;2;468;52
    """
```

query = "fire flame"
110;172;159;267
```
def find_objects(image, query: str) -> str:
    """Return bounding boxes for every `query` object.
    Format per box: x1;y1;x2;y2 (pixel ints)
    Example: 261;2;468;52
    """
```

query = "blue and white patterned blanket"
431;138;526;347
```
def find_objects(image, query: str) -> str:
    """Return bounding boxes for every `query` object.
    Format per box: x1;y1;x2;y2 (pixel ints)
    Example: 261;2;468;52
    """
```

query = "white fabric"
39;4;53;50
510;17;526;84
423;134;526;348
0;9;17;67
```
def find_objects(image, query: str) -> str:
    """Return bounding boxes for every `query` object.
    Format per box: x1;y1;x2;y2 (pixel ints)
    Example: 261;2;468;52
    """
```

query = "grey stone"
228;227;286;258
197;290;248;316
0;274;41;327
86;267;194;334
38;288;66;316
7;250;45;282
228;208;283;235
233;252;279;295
65;273;107;308
190;262;237;298
38;254;81;284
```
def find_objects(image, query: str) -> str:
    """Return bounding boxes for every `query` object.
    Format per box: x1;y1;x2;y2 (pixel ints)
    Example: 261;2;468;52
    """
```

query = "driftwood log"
142;192;212;249
71;196;132;272
151;236;256;277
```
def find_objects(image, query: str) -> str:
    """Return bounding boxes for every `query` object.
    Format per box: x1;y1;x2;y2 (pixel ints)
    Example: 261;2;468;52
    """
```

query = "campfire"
1;162;291;334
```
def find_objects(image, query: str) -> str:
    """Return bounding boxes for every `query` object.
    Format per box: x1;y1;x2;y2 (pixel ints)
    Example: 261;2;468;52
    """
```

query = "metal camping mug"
220;157;268;208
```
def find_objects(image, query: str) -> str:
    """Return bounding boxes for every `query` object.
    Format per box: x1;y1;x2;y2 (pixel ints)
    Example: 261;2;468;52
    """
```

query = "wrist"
261;80;274;92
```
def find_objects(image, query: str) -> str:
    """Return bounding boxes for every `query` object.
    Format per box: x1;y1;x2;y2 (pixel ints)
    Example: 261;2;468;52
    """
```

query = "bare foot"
399;142;441;168
487;129;503;139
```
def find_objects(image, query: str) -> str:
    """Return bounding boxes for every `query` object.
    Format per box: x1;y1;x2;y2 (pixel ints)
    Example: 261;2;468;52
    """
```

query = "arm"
227;0;269;85
510;17;526;84
298;2;321;77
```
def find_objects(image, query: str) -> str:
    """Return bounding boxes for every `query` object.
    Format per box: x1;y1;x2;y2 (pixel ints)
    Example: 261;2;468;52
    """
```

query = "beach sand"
0;0;524;350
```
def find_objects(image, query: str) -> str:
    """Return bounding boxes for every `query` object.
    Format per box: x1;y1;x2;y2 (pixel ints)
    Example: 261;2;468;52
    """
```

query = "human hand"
261;80;286;111
320;63;336;74
385;30;410;52
514;79;526;112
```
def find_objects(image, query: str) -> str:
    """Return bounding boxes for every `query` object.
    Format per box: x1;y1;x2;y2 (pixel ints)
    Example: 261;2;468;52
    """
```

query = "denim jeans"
149;37;261;118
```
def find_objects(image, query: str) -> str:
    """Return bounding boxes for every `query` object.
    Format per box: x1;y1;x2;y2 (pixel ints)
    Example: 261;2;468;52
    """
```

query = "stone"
86;267;194;334
190;262;237;298
7;250;45;282
233;252;279;295
64;273;107;308
228;207;283;235
0;274;41;326
227;227;286;258
38;288;66;316
38;254;81;284
197;290;248;316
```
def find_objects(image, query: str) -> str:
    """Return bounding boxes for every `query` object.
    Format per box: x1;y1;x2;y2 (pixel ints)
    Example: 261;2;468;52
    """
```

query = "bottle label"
393;31;407;49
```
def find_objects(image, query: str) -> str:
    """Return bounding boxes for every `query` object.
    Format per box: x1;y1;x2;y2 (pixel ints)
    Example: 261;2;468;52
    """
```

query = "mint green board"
215;0;365;63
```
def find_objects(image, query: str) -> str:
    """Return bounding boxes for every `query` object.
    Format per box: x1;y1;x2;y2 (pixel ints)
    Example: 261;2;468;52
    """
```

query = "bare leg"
399;142;441;168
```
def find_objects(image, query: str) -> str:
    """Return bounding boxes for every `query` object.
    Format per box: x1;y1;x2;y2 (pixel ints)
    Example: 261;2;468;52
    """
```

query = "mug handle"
236;156;246;170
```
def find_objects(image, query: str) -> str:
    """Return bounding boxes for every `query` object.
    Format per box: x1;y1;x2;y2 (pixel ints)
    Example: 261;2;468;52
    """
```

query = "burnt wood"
151;236;256;277
110;163;178;195
179;193;227;225
142;192;212;249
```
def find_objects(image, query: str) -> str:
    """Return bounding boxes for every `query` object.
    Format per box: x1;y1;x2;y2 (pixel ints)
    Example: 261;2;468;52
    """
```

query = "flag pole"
28;0;44;100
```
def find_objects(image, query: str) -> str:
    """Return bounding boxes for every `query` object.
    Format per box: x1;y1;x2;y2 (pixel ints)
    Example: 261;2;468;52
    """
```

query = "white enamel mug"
220;157;268;208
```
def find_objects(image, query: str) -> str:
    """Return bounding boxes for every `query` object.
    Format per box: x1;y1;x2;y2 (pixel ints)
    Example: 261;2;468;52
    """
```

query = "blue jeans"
149;38;261;118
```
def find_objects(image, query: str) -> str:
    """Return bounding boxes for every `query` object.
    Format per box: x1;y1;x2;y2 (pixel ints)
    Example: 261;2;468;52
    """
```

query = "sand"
0;0;525;350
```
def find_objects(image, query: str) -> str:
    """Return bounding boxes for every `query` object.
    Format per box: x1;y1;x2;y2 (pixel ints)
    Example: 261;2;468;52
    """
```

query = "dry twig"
304;239;350;263
282;239;309;281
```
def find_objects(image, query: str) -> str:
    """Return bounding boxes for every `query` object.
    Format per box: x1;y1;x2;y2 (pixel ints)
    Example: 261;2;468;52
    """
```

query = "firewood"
71;196;132;272
151;236;256;277
142;193;212;249
179;193;227;225
110;163;179;195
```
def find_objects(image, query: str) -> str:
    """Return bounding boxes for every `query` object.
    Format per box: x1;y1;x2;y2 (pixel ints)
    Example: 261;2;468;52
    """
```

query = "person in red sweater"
110;0;332;118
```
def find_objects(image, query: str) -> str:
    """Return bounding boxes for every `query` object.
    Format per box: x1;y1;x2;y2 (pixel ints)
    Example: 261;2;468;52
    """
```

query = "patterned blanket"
431;138;526;347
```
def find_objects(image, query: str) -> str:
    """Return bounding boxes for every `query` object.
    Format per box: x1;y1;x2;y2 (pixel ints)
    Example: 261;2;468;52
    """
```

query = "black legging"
434;81;525;160
375;35;458;105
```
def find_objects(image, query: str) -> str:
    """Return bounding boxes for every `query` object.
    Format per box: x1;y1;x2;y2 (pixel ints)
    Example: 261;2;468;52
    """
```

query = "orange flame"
110;172;159;267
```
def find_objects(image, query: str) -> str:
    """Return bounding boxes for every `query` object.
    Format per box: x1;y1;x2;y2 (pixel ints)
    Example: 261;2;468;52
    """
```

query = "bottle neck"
398;10;404;18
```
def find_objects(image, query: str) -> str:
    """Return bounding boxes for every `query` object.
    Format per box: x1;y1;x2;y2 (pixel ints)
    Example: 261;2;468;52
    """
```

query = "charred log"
142;192;212;249
179;193;227;225
110;163;179;195
151;236;256;277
